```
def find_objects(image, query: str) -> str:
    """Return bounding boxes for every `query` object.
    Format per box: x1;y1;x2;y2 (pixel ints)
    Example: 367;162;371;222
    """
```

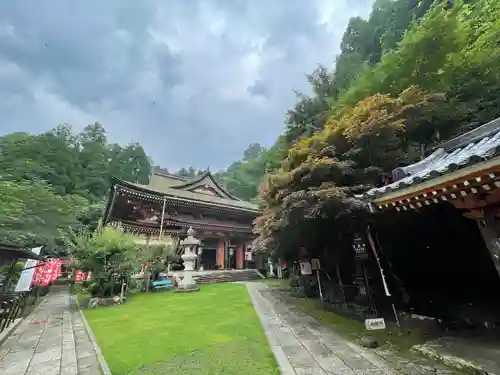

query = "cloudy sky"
0;0;373;171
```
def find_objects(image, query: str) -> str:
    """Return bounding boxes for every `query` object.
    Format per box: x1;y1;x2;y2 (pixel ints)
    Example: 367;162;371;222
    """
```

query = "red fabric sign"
74;270;93;283
32;259;64;286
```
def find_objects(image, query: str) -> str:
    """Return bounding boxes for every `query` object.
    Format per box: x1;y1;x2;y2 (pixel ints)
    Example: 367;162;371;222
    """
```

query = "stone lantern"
177;227;200;292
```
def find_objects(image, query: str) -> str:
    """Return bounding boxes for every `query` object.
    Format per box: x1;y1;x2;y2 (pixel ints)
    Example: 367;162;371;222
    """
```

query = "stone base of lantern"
174;281;200;293
174;273;200;293
174;285;200;293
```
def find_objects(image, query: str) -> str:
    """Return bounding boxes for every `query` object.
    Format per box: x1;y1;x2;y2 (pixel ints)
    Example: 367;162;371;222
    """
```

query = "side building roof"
0;244;44;263
363;117;500;206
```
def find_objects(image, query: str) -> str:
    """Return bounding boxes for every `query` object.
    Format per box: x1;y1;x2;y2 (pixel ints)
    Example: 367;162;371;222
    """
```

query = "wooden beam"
463;210;485;220
450;195;488;210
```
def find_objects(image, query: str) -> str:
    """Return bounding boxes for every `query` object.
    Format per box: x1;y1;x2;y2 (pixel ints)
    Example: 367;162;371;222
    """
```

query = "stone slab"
246;282;443;375
0;288;103;375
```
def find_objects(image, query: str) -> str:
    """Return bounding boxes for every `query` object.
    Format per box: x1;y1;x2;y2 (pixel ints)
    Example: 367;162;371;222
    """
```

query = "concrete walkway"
0;287;101;375
246;282;450;375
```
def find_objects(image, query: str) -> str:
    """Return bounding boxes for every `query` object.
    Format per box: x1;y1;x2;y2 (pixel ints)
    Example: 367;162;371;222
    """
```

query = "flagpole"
159;196;167;241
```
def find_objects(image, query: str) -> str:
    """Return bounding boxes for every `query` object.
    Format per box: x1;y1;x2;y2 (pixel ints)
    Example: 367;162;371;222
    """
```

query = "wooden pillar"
236;244;244;269
216;238;225;270
477;209;500;278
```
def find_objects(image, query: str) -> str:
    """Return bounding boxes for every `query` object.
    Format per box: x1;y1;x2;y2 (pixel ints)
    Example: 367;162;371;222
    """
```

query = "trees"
0;180;83;250
0;123;151;251
62;226;178;296
254;0;500;261
255;87;446;260
214;139;287;202
62;226;139;297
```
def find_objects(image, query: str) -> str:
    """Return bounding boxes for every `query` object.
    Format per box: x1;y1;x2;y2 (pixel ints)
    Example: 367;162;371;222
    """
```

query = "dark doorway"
201;238;219;270
201;249;217;270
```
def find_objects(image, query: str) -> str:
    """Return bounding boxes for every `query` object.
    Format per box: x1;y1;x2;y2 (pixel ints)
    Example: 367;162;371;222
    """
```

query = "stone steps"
193;270;263;284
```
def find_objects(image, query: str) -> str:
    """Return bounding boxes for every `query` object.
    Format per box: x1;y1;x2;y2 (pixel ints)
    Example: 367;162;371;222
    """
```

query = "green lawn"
83;283;279;375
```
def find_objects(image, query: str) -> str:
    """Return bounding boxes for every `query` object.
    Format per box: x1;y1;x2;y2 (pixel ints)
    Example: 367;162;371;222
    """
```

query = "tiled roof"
120;179;259;213
364;117;500;199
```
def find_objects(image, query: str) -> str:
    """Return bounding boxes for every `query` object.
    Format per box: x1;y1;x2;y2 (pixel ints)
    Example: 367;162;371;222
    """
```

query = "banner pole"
366;225;400;327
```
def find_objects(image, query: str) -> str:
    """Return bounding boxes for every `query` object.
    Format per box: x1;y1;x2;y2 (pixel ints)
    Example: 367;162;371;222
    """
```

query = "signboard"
311;258;321;270
245;251;253;261
364;318;386;330
15;246;43;292
300;261;312;275
353;234;368;260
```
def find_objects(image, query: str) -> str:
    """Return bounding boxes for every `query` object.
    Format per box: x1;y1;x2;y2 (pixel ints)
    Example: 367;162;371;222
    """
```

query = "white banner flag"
15;246;43;292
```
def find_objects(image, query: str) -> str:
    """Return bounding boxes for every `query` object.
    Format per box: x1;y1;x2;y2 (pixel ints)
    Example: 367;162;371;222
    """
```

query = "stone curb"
412;344;488;374
244;283;296;375
75;295;113;375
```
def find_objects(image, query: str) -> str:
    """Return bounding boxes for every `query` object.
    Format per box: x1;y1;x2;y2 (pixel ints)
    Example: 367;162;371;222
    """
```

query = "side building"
362;117;500;324
103;167;260;270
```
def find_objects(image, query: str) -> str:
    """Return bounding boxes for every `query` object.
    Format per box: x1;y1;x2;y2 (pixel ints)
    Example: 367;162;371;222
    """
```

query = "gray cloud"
0;0;373;171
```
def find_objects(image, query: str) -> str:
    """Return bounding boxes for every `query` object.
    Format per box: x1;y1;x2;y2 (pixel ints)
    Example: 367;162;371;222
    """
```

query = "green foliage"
256;88;446;259
0;180;81;248
218;0;450;204
0;123;151;251
62;226;179;296
215;138;287;202
62;226;141;297
173;167;205;179
255;0;500;260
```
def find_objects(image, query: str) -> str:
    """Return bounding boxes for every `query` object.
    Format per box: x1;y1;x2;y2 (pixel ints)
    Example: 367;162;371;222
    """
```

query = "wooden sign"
364;318;386;330
353;234;368;260
299;261;312;275
311;258;321;270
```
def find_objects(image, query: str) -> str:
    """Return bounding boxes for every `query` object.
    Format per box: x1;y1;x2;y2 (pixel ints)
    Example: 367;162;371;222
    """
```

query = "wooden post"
336;264;348;309
366;225;400;327
158;196;167;241
316;269;324;303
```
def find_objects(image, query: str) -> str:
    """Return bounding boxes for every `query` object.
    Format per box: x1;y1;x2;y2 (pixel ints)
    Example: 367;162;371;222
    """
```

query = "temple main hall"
103;167;259;270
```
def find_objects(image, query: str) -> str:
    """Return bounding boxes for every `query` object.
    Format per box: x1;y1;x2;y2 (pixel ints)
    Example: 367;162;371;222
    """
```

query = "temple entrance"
200;249;217;270
200;238;218;270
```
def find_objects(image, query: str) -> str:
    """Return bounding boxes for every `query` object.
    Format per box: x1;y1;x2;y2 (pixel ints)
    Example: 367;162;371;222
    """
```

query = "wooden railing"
0;292;27;333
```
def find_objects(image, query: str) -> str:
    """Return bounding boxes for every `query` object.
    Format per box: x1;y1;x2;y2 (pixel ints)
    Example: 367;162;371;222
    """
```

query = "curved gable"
170;172;240;201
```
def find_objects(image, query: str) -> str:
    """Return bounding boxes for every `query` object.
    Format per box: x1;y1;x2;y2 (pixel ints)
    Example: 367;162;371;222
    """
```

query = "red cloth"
32;259;64;286
74;269;93;283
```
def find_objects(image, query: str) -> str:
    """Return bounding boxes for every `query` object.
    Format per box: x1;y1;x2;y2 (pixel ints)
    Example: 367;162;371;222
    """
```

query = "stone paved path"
246;283;451;375
0;287;101;375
